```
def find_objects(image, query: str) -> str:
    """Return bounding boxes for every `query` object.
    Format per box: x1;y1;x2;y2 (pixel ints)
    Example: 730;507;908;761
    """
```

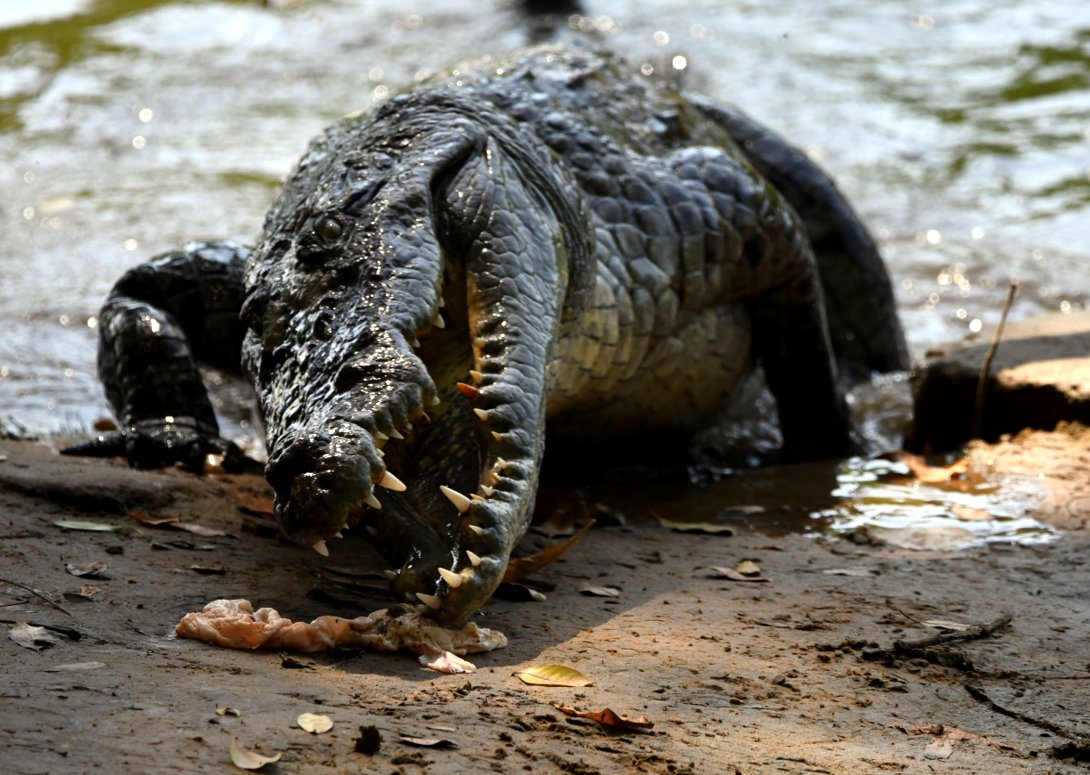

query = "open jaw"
258;270;547;627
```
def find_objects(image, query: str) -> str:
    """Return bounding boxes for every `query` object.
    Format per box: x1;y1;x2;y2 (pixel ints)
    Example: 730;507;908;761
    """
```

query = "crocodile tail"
692;97;910;379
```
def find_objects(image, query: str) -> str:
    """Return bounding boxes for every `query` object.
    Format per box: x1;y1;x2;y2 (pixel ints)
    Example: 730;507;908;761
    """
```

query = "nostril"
265;430;332;492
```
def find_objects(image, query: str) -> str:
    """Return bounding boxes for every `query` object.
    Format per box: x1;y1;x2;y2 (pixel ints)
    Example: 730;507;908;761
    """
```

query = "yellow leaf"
228;738;282;770
515;664;595;687
297;712;333;734
734;559;762;576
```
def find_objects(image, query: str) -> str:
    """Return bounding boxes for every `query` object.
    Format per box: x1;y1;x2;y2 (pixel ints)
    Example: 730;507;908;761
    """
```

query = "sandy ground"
2;428;1090;775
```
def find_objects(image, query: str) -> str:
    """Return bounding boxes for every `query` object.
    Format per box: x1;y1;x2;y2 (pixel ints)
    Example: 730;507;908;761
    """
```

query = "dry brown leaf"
515;664;595;687
552;704;654;730
577;582;620;597
734;559;762;576
229;739;281;770
502;520;594;584
216;707;241;717
128;511;183;527
175;522;231;537
822;568;876;577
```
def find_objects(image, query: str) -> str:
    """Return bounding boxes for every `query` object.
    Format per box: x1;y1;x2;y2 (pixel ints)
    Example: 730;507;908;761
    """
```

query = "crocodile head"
240;101;585;625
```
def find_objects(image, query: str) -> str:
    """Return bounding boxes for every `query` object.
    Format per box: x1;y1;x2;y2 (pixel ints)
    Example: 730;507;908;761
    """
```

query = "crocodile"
66;46;908;625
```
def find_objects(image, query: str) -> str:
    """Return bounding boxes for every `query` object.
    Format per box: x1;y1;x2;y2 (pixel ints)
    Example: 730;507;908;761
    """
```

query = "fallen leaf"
708;566;770;583
654;514;735;535
419;649;477;674
43;661;106;672
502;521;594;584
188;564;227;575
216;707;241;717
822;568;876;577
733;559;762;576
128;511;183;527
552;704;654;731
924;726;977;760
9;622;57;651
577;582;620;597
354;724;382;755
228;738;282;770
515;664;595;687
398;735;459;749
921;619;974;632
298;712;333;734
53;520;120;533
175;522;231;537
64;561;109;579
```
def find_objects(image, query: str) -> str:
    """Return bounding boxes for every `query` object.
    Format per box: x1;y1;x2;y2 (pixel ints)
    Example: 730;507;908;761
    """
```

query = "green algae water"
1;0;1086;539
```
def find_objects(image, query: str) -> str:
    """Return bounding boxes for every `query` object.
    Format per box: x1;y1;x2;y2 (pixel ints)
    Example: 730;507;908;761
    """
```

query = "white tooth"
389;428;404;440
311;539;329;557
433;311;446;329
466;550;482;568
469;370;484;383
334;531;344;539
491;431;504;443
473;408;489;422
378;470;407;492
467;524;487;537
365;525;378;537
480;485;495;498
437;295;445;308
376;447;385;458
365;493;382;509
439;485;471;513
374;430;389;441
438;567;463;588
416;592;442;610
384;569;399;580
430;394;441;406
411;336;421;348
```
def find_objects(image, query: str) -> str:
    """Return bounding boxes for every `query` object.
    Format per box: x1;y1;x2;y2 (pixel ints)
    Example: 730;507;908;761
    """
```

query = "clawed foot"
62;418;253;474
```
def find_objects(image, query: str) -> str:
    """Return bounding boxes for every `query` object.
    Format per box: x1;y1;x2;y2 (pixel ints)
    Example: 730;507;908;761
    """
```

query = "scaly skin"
66;47;907;624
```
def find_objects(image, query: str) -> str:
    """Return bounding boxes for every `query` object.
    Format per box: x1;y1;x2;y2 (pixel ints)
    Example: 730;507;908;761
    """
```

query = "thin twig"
893;612;1012;652
0;576;72;617
973;280;1020;438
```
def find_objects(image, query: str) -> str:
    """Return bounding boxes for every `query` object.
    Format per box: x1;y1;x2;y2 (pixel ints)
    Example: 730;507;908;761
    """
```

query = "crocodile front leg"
64;241;251;472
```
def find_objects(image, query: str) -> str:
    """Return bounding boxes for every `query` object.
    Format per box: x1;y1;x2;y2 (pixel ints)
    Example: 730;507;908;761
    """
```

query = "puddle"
817;455;1057;549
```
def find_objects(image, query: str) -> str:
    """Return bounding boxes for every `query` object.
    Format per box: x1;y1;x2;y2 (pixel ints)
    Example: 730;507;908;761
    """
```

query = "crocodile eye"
316;217;343;244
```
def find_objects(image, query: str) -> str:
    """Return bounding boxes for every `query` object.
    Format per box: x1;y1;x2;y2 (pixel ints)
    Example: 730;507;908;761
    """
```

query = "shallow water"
1;0;1087;539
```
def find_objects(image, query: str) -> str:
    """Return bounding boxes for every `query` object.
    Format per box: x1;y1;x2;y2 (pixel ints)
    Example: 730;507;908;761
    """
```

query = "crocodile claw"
63;419;251;474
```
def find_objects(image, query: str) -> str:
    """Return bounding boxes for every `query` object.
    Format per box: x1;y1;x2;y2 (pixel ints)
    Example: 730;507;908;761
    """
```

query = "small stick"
973;280;1020;439
0;576;73;617
893;612;1012;653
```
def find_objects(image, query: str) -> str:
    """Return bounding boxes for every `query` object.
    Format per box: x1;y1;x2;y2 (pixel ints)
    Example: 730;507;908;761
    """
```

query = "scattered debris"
42;661;106;672
64;561;109;579
9;622;57;651
708;562;770;583
654;513;735;535
53;520;120;533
